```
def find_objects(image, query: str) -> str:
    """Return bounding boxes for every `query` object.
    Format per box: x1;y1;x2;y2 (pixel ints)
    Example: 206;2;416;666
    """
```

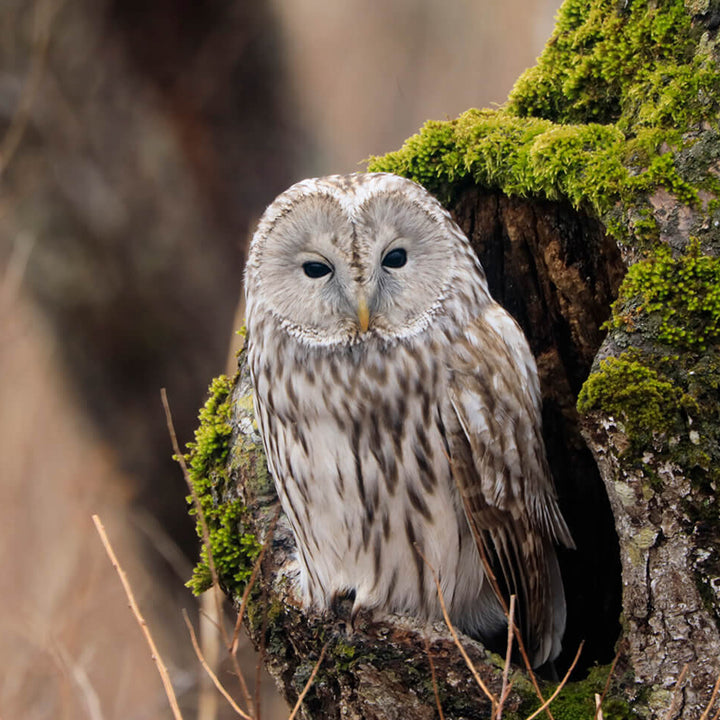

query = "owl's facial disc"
248;183;457;345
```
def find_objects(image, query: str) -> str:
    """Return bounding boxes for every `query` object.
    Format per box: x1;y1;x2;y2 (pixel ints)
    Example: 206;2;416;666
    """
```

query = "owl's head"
245;173;487;346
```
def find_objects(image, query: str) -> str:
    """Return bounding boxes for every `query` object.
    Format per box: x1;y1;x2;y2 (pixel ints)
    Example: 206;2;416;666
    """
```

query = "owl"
244;172;574;667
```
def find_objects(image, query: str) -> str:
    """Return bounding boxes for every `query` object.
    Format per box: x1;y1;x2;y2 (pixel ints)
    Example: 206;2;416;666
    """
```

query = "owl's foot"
328;589;380;635
329;588;356;632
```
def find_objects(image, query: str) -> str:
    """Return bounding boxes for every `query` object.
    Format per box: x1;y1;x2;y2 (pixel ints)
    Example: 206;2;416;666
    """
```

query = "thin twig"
182;609;252;720
423;635;446;720
594;694;604;720
511;622;553;720
253;571;273;720
92;515;184;720
496;594;516;720
415;544;498;709
161;388;255;716
524;642;584;720
594;645;622;720
700;670;720;720
287;644;328;720
54;643;104;720
662;664;689;720
231;504;281;655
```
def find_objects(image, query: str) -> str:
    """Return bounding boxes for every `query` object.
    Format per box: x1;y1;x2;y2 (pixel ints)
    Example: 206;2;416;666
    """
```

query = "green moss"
185;374;261;595
369;106;708;245
509;0;719;135
369;111;631;215
510;663;632;720
611;240;720;351
577;351;683;442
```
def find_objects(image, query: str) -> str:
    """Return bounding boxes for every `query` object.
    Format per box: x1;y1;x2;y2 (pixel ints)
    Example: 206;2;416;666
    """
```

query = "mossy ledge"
184;373;261;596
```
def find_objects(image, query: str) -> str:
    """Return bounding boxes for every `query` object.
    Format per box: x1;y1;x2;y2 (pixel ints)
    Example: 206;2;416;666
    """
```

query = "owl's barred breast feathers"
244;172;573;667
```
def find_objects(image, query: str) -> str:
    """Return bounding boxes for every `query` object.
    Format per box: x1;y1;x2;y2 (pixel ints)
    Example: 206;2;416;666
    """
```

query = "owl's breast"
250;330;492;625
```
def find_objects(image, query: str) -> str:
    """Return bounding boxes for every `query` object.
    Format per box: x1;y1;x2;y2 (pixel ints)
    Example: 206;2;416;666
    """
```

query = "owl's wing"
446;303;574;667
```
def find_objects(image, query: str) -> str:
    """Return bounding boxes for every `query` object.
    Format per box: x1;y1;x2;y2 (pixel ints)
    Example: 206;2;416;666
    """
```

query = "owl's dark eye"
302;261;332;278
381;248;407;269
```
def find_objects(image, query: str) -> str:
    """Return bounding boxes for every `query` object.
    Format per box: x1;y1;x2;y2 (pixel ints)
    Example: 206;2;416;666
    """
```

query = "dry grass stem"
415;544;497;709
459;496;554;720
287;644;328;720
92;514;184;720
161;388;255;716
182;610;252;720
423;635;446;720
662;664;689;720
512;631;553;720
55;643;104;720
253;580;273;720
524;641;583;720
495;594;516;719
700;670;720;720
231;504;281;655
594;693;604;720
594;645;622;720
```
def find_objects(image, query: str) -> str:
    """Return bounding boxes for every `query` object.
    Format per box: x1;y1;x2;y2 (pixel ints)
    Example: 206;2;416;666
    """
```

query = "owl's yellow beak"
357;292;370;333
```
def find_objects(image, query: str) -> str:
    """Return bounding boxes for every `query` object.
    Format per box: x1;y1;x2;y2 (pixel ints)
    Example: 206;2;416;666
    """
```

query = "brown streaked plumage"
244;172;574;666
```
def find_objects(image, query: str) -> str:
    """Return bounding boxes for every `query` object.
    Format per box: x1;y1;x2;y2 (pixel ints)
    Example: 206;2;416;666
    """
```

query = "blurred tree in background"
0;1;560;717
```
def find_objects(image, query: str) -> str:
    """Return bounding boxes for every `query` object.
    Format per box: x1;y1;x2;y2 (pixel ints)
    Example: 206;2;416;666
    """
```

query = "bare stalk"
231;504;281;655
415;544;498;710
495;594;516;720
423;635;446;720
459;495;554;720
182;610;252;720
699;669;720;720
92;514;184;720
594;645;622;720
594;694;604;720
524;642;583;720
286;644;328;720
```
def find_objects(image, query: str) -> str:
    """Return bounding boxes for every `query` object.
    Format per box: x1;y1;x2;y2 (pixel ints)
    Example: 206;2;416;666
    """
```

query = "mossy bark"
190;1;720;718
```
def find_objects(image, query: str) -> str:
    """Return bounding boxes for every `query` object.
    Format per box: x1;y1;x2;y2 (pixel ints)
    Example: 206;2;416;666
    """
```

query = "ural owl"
244;172;573;667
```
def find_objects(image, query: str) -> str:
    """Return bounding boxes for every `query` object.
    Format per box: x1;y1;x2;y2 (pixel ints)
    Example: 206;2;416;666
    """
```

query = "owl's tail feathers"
473;522;567;668
532;540;567;668
542;495;576;551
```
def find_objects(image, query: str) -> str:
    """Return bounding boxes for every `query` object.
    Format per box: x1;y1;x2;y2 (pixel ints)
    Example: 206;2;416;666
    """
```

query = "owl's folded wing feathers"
446;304;574;666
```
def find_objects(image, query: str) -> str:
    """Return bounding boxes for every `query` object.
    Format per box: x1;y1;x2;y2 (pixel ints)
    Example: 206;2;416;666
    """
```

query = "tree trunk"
188;1;720;717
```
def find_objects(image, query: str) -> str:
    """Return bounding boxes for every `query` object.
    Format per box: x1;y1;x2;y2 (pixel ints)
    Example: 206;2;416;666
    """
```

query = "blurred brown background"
0;1;561;718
